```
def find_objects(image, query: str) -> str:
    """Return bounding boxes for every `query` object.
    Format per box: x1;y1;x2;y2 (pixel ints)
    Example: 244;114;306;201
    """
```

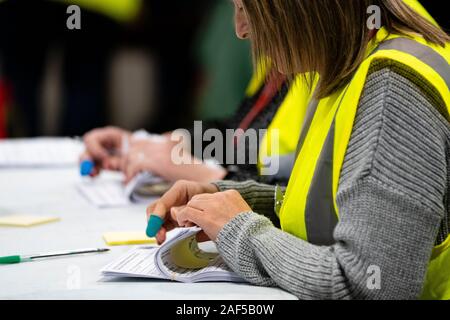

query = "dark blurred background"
419;1;449;34
0;0;253;138
0;1;446;140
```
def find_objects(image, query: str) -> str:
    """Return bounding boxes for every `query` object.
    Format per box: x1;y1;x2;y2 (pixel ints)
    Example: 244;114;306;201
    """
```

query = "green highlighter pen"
0;248;110;265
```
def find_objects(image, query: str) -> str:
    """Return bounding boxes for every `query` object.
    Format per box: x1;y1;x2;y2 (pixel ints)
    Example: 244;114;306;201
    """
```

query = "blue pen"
80;160;94;176
146;215;164;237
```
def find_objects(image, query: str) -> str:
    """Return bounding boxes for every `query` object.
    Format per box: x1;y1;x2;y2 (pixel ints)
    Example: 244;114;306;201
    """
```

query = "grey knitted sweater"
213;60;450;300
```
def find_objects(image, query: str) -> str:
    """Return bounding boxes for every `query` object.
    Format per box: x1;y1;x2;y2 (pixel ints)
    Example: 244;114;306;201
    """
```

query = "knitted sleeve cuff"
212;181;277;222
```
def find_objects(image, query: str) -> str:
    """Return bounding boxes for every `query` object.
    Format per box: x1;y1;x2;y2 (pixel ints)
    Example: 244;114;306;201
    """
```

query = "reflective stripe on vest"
375;38;450;88
279;28;450;299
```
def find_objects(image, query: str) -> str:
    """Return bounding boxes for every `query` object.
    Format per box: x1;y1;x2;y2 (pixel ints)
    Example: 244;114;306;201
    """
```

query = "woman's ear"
234;0;250;39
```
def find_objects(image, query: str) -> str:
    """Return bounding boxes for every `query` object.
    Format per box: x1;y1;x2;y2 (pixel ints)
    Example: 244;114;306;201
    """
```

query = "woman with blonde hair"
147;0;450;299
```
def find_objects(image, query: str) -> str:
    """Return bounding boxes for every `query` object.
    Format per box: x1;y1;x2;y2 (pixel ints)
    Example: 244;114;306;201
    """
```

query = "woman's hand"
177;190;252;241
121;137;227;184
121;137;176;183
146;180;220;244
80;126;131;176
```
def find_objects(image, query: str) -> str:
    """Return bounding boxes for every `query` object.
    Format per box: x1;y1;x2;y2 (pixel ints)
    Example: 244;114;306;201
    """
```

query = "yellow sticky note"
0;215;60;227
103;232;156;246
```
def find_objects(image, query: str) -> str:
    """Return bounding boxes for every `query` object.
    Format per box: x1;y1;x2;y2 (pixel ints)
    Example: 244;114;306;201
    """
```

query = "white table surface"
0;167;297;300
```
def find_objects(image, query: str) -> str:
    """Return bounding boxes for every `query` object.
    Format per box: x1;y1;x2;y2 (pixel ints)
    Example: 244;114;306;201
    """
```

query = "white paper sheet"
77;172;161;208
101;246;166;279
77;175;131;208
0;138;83;168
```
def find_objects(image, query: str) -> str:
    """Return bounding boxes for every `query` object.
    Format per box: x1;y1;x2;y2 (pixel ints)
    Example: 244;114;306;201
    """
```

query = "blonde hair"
242;0;450;98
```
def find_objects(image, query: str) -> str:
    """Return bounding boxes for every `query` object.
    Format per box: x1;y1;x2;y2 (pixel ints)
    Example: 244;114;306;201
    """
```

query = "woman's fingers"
103;155;122;171
84;138;109;162
147;201;167;221
83;127;130;172
187;194;219;212
190;193;216;202
146;202;156;220
176;206;205;227
110;156;122;171
79;151;90;163
89;165;101;177
145;181;219;243
84;131;111;162
156;219;179;244
124;152;152;183
119;150;129;174
159;181;190;208
156;226;167;245
176;205;217;241
122;146;157;183
124;161;142;184
170;205;185;221
79;152;101;176
170;205;197;226
147;201;170;244
196;231;210;243
146;184;190;240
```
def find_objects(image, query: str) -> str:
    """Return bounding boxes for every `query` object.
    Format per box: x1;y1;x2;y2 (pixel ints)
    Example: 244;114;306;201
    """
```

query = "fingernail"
146;215;164;237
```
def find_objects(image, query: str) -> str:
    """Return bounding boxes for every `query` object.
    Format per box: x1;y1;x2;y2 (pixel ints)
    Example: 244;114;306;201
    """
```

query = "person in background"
81;68;297;185
0;0;213;137
147;0;450;299
80;0;304;187
81;0;437;187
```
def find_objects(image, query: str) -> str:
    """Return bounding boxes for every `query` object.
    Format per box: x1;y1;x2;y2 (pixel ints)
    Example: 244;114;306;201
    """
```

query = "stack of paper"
101;227;244;283
0;138;83;168
77;177;131;208
77;172;163;208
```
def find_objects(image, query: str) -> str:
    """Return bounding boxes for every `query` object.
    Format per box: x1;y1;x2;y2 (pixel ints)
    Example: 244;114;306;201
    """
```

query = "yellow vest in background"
244;61;267;98
279;27;450;299
258;74;316;168
246;62;316;175
57;0;142;23
0;0;142;23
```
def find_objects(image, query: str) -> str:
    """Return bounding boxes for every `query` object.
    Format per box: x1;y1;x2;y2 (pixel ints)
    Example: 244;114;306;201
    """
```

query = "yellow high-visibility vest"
279;27;450;299
247;61;317;176
57;0;142;23
258;74;317;172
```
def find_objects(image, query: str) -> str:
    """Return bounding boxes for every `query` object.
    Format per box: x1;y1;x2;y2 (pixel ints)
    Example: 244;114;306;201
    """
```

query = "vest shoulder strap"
372;37;450;92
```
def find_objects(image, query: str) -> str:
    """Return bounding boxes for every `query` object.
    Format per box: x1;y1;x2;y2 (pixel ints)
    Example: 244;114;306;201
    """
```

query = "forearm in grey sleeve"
217;180;442;299
215;63;449;300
